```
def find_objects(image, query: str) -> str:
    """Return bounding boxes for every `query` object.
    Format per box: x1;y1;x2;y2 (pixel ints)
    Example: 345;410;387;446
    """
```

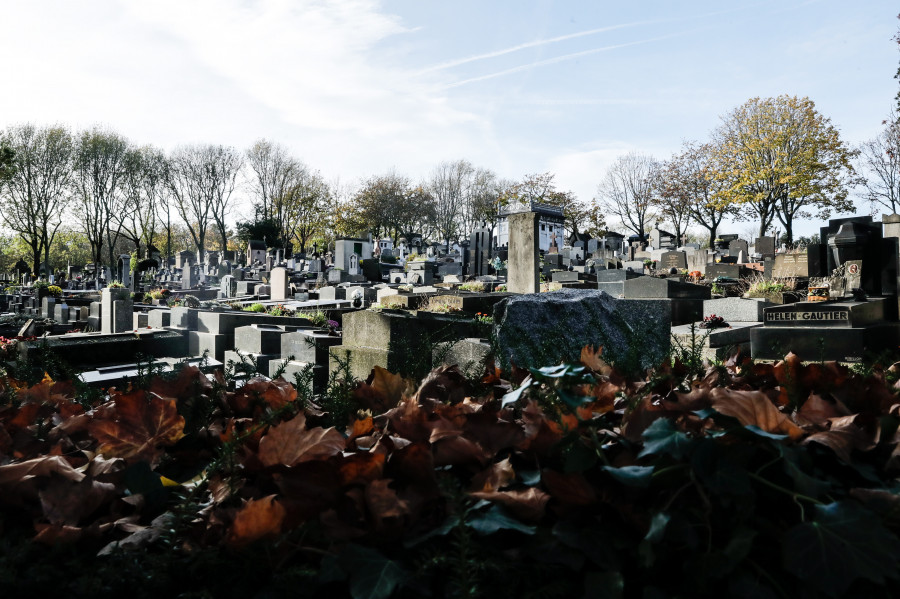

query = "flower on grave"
701;314;728;329
325;319;340;333
474;312;494;326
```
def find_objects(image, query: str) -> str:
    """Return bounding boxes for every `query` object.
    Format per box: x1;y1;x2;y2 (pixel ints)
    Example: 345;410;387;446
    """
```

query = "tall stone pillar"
508;212;540;294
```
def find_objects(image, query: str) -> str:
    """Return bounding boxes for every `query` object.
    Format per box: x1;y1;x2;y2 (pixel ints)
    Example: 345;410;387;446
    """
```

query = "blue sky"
1;0;897;238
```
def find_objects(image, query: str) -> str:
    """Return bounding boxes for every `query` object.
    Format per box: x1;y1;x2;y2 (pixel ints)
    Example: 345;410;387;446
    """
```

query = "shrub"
243;303;266;313
46;285;62;298
459;281;487;292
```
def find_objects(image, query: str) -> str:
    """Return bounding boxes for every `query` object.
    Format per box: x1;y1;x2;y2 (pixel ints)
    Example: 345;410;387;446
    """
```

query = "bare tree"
280;166;331;254
168;144;242;258
0;124;74;274
246;139;295;223
429;160;473;251
461;167;498;237
208;146;243;253
595;153;657;242
118;145;168;261
858;112;900;215
73;126;130;275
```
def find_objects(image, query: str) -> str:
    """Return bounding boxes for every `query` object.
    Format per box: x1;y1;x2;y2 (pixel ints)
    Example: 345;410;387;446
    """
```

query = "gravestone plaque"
706;263;741;279
773;252;809;278
660;250;687;271
756;236;776;257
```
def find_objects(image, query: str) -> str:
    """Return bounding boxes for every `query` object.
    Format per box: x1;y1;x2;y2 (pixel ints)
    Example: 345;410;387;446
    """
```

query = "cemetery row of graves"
2;210;900;596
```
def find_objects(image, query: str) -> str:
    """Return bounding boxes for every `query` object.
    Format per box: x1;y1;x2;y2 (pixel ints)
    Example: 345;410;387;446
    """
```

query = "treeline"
0;93;893;274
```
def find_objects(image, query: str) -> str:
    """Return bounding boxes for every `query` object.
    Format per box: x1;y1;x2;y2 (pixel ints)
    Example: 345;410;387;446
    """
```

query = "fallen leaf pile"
2;351;900;598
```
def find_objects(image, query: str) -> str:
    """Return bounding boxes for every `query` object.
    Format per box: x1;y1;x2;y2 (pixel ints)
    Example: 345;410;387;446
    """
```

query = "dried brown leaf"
89;391;185;465
709;387;804;440
227;495;286;547
257;412;344;467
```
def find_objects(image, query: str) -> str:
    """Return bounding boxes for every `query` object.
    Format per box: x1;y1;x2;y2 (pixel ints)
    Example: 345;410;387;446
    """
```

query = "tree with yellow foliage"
712;95;857;244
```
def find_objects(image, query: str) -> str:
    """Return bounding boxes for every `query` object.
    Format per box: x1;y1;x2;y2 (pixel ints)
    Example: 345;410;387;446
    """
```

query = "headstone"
17;319;35;338
659;250;687;271
220;274;236;298
773;252;809;278
361;258;382;282
755;236;776;257
101;288;133;334
508;212;539;294
270;267;289;301
181;264;198;290
494;289;670;375
706;263;741;279
728;239;749;258
469;226;491;277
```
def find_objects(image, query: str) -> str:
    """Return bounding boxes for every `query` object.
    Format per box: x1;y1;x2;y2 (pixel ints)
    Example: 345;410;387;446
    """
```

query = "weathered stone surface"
493;289;670;375
703;297;771;322
508;211;539;294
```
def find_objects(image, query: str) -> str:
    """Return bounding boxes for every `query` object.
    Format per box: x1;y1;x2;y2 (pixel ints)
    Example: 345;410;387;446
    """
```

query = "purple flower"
326;319;340;329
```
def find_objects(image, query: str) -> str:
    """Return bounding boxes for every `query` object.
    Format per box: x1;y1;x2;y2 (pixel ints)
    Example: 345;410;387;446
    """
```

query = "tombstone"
728;239;749;258
469;226;491;277
182;264;198;290
101;288;133;334
17;319;35;338
175;251;193;269
773;252;809;278
755;236;776;258
361;258;382;282
116;254;131;287
508;212;539;294
220;274;236;298
706;263;741;279
407;261;433;285
659;250;687;272
270;267;289;301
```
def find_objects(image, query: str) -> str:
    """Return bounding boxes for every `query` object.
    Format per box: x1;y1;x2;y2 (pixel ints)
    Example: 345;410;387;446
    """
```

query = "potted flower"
33;280;50;301
324;319;341;336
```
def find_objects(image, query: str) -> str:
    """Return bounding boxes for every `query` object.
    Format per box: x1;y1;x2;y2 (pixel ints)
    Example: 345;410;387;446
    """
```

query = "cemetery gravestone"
659;251;688;272
270;267;289;301
773;252;809;278
101;287;133;334
508;212;540;294
728;239;749;258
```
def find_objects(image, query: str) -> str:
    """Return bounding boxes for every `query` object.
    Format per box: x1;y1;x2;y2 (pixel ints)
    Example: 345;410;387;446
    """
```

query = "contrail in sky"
416;20;659;75
441;31;693;89
420;0;779;79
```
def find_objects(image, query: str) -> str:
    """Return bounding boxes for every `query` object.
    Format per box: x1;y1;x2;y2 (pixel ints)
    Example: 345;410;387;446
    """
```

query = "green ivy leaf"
783;501;900;597
639;418;693;459
467;504;536;536
644;512;670;543
779;445;830;499
338;544;409;599
602;465;654;488
500;376;533;408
